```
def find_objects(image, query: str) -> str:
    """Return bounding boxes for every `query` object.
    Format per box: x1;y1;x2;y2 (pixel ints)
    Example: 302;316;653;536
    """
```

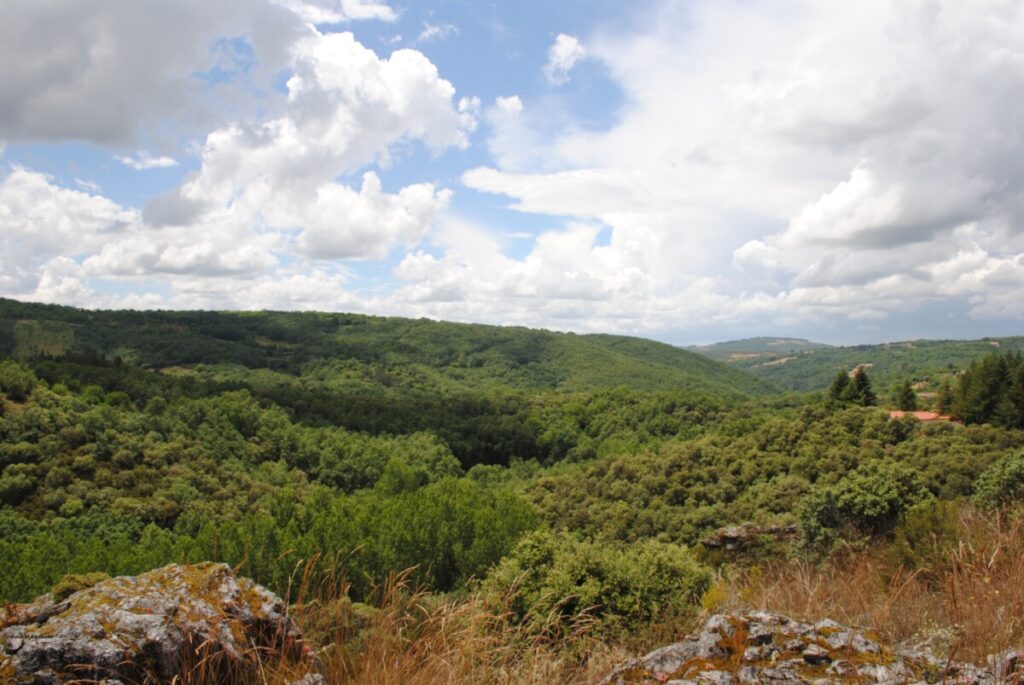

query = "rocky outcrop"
700;525;799;553
0;562;319;684
602;611;1021;684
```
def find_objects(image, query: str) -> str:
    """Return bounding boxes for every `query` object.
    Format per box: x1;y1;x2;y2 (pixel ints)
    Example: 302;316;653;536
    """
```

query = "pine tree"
937;378;954;415
896;379;917;411
853;368;876;406
829;369;851;403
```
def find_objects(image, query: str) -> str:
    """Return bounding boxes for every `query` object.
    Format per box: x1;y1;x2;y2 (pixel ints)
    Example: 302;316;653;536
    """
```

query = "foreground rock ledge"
0;562;319;684
601;611;1021;684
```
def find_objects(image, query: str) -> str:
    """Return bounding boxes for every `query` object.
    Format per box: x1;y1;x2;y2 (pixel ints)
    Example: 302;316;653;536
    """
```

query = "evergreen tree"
936;378;954;415
895;379;917;411
853;368;876;406
829;370;851;403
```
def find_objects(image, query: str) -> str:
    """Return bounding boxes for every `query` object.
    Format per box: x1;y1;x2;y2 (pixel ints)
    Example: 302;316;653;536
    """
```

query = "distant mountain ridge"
687;337;831;361
0;298;772;399
694;334;1024;394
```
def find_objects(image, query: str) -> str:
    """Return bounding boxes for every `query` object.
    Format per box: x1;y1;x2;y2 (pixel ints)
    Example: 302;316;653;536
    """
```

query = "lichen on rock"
0;562;320;684
601;611;1013;684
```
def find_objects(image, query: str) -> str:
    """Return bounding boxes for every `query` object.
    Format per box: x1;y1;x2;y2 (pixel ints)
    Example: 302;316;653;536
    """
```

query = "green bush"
886;499;961;573
972;452;1024;509
0;360;36;402
483;529;711;635
799;462;931;548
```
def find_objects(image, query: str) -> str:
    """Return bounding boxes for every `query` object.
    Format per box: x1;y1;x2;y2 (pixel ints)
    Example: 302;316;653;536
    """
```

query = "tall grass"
714;507;1024;665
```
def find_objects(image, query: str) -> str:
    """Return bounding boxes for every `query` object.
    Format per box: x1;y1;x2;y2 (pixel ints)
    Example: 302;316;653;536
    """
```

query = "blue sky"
2;0;1024;345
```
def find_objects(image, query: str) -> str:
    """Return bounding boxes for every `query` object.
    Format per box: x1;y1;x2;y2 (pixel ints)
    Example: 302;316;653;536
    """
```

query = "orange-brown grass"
285;569;635;685
715;508;1024;665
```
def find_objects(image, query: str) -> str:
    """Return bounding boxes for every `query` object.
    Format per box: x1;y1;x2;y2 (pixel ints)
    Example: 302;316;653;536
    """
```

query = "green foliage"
483;529;711;635
714;336;1024;396
799;462;931;547
3;296;1024;617
827;368;875;407
886;499;961;572
0;359;37;402
953;351;1024;428
0;479;537;603
896;379;918;411
972;452;1024;509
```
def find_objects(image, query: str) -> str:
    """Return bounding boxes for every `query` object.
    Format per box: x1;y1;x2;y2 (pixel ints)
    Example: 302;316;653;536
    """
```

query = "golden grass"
714;507;1024;665
285;569;635;685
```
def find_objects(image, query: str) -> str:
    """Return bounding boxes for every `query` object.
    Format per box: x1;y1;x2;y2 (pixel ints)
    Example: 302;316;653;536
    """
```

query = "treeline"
946;351;1024;427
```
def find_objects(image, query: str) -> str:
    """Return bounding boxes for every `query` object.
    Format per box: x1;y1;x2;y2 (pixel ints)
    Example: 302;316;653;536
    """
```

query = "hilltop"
0;298;771;399
687;337;831;361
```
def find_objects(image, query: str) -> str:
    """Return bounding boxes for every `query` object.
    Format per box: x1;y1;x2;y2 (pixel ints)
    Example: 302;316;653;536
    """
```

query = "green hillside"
720;337;1024;395
0;298;771;398
688;337;831;361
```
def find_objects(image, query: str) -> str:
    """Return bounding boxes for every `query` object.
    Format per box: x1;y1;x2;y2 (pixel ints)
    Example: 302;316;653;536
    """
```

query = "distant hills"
690;334;1024;395
0;298;772;399
687;337;831;361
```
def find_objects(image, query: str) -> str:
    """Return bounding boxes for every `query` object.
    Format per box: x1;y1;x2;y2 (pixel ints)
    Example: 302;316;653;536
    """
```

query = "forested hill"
711;336;1024;393
687;337;831;361
0;298;770;398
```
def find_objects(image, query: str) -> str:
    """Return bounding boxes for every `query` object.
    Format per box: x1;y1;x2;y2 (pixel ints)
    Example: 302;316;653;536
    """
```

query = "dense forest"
2;298;1024;660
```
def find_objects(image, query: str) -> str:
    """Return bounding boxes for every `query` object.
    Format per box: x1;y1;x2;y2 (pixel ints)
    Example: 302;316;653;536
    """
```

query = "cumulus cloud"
543;34;585;85
294;172;452;260
0;0;306;145
145;29;474;261
0;26;474;310
0;167;136;296
451;0;1024;336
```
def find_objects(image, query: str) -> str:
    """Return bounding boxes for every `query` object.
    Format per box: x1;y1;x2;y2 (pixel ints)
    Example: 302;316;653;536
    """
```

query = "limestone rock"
601;611;1002;684
0;562;319;684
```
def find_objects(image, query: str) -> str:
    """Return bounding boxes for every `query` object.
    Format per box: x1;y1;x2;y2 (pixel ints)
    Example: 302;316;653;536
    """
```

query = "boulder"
700;525;799;553
0;562;319;684
601;611;1004;684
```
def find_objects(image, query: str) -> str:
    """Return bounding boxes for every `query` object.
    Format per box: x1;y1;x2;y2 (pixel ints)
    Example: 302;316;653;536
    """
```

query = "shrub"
0;360;36;402
482;529;711;635
799;462;931;548
972;451;1024;509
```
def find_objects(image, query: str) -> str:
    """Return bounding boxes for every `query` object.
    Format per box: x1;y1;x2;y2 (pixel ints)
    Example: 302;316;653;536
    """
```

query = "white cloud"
294;172;452;260
274;0;397;24
0;27;474;311
116;151;180;170
0;1;305;145
0;167;136;295
74;178;102;194
543;34;585;85
143;29;474;264
494;95;523;116
452;0;1024;336
418;21;458;43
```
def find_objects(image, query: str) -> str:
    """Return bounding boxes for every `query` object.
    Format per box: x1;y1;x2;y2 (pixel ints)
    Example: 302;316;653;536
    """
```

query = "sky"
2;0;1024;346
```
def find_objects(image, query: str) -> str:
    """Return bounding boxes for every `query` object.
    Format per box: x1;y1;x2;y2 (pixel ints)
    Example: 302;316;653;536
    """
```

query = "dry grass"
284;569;635;685
713;507;1024;665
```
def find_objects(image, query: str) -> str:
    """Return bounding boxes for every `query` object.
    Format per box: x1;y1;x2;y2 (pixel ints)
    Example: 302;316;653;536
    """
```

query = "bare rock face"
0;562;318;684
601;611;1018;684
